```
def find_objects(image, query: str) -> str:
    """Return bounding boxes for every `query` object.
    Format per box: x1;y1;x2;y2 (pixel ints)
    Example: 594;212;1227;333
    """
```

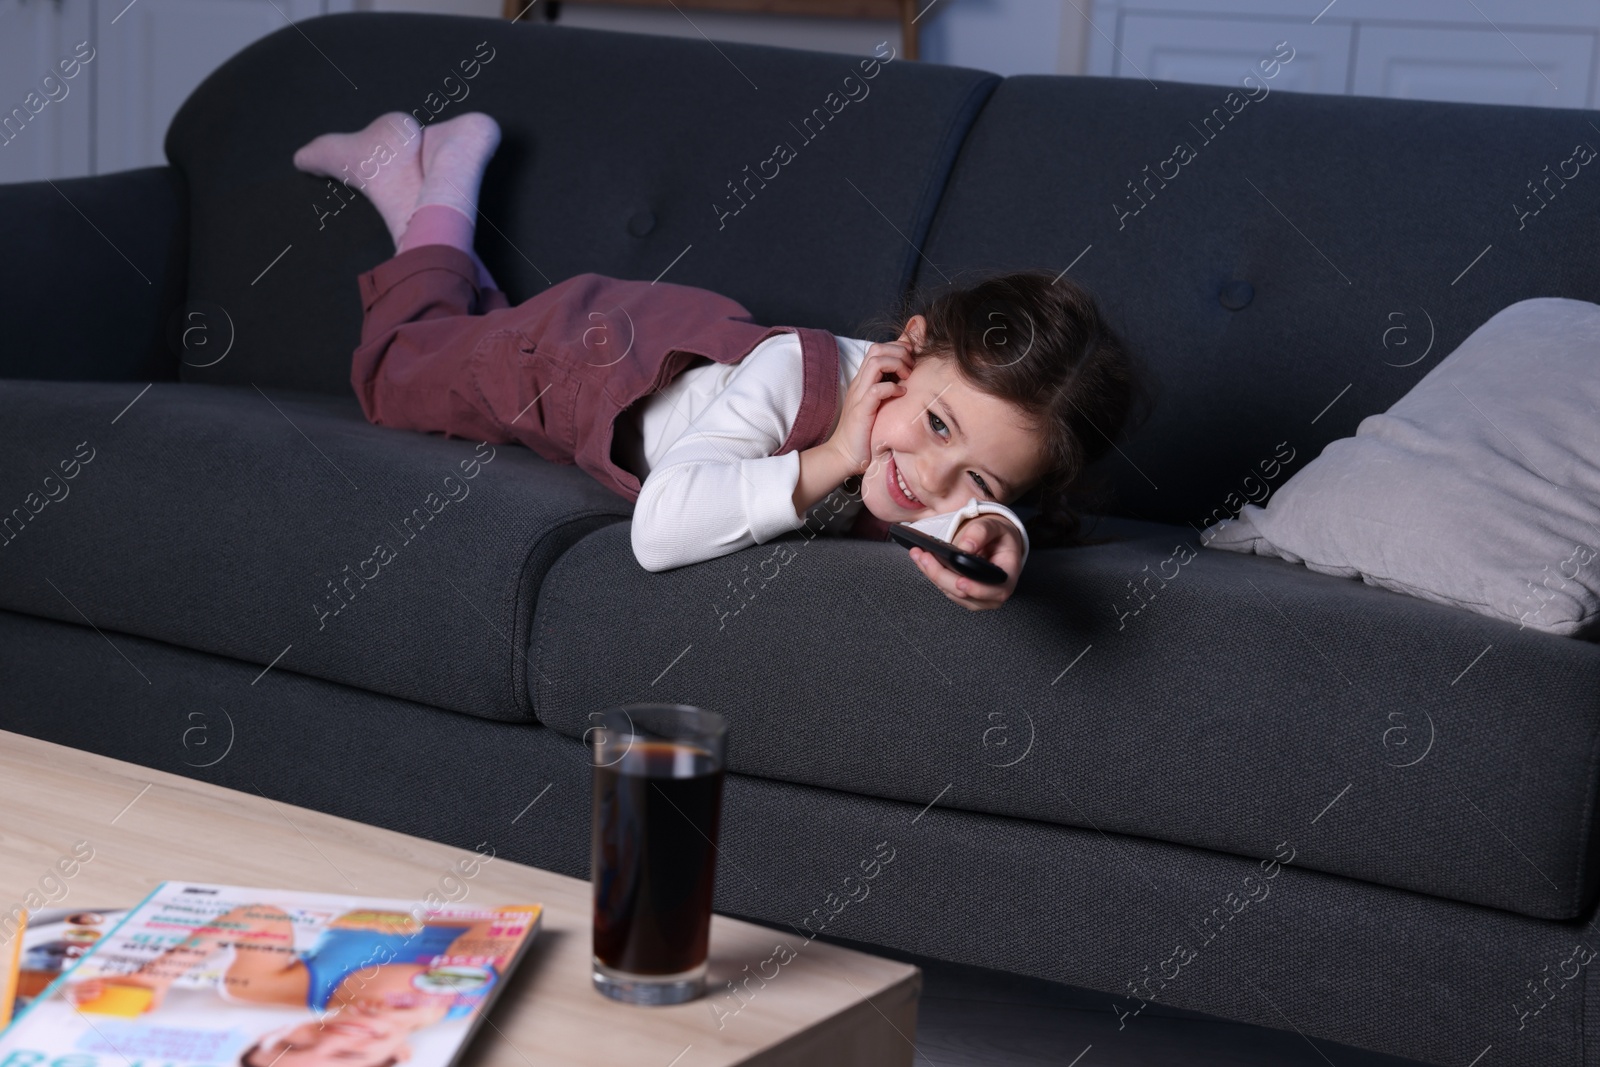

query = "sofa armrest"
0;166;187;382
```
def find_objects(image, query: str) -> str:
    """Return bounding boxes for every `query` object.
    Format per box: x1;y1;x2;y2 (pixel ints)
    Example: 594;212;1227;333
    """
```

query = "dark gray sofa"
4;14;1599;1065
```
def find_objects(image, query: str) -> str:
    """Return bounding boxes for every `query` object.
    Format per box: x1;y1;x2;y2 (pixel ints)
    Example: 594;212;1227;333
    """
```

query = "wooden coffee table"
0;731;919;1066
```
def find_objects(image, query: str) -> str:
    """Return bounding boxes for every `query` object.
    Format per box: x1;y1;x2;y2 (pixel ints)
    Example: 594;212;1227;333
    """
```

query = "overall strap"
773;326;891;542
773;327;842;455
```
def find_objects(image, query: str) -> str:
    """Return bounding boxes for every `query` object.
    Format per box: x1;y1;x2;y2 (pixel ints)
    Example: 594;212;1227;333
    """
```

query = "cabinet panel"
94;0;337;173
0;0;94;183
1352;25;1596;109
1105;14;1353;95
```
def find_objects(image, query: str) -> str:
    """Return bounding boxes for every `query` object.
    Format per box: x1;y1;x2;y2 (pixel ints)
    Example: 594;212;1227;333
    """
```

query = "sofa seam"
511;508;630;722
899;73;1002;293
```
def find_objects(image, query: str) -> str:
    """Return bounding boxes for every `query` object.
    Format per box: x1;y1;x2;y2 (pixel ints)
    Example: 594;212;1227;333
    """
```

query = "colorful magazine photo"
9;907;129;1018
0;882;541;1067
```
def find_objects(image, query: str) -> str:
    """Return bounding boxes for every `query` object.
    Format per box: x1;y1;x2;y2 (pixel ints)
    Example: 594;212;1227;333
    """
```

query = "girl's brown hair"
871;269;1153;549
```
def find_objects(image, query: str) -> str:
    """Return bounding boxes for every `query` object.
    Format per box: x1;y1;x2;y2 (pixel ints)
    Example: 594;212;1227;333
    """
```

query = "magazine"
0;908;22;1028
0;882;542;1066
9;907;129;1018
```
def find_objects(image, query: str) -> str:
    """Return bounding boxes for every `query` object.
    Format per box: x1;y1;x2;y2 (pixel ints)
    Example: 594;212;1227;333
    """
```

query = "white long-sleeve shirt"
619;331;1031;573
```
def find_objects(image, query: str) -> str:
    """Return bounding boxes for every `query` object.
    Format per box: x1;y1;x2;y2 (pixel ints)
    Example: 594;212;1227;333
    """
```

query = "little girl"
293;111;1142;611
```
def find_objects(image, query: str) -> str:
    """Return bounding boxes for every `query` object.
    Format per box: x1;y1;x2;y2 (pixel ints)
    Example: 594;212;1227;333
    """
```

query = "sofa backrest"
2;166;187;384
919;74;1600;527
164;13;998;395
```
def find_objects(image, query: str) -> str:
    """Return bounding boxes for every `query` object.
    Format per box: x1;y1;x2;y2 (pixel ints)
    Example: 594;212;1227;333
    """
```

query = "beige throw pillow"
1204;298;1600;637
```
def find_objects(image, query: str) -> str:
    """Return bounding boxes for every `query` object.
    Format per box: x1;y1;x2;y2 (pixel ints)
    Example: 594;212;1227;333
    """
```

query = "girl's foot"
293;112;424;245
416;112;502;223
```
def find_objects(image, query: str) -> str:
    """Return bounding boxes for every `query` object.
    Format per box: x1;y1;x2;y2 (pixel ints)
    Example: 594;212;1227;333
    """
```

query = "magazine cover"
10;907;129;1017
0;882;541;1066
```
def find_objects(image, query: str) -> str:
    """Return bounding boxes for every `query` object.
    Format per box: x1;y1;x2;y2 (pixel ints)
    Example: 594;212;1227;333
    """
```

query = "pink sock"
396;203;498;291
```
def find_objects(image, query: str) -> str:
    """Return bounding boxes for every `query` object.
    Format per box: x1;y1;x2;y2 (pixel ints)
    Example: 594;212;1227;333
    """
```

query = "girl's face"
861;316;1049;522
247;971;453;1067
249;1019;414;1067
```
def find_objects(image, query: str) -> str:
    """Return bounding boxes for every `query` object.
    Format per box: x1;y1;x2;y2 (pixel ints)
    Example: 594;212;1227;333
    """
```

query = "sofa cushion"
915;75;1600;528
163;12;999;394
530;521;1600;920
0;607;595;882
0;380;628;721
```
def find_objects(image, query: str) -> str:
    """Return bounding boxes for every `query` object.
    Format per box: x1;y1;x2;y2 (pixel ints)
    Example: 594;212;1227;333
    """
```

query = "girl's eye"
927;411;949;437
971;472;991;497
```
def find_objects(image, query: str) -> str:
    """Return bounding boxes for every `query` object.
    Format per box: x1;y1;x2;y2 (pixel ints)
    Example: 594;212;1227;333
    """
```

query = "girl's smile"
886;453;922;508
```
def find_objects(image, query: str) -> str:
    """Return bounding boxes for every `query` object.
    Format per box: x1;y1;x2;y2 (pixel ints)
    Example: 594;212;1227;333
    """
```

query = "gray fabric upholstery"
164;13;999;394
530;520;1600;921
914;76;1600;527
0;606;1591;1067
0;166;186;383
0;380;629;721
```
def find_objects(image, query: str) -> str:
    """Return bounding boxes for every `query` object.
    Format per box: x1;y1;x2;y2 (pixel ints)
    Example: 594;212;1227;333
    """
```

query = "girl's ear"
901;314;928;355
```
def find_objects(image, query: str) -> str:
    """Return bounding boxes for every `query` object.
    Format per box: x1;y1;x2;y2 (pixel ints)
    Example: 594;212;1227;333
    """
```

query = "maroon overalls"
352;244;892;538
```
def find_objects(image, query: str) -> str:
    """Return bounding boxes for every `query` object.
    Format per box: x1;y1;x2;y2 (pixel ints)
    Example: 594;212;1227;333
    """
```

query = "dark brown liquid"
592;741;724;975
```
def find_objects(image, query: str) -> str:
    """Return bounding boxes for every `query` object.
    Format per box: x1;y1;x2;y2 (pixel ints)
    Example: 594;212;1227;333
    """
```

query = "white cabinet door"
1099;13;1353;95
94;0;348;174
1352;25;1596;109
0;0;94;183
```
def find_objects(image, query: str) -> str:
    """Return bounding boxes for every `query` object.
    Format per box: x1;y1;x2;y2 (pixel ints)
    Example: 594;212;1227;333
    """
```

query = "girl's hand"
909;515;1023;611
827;341;915;475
